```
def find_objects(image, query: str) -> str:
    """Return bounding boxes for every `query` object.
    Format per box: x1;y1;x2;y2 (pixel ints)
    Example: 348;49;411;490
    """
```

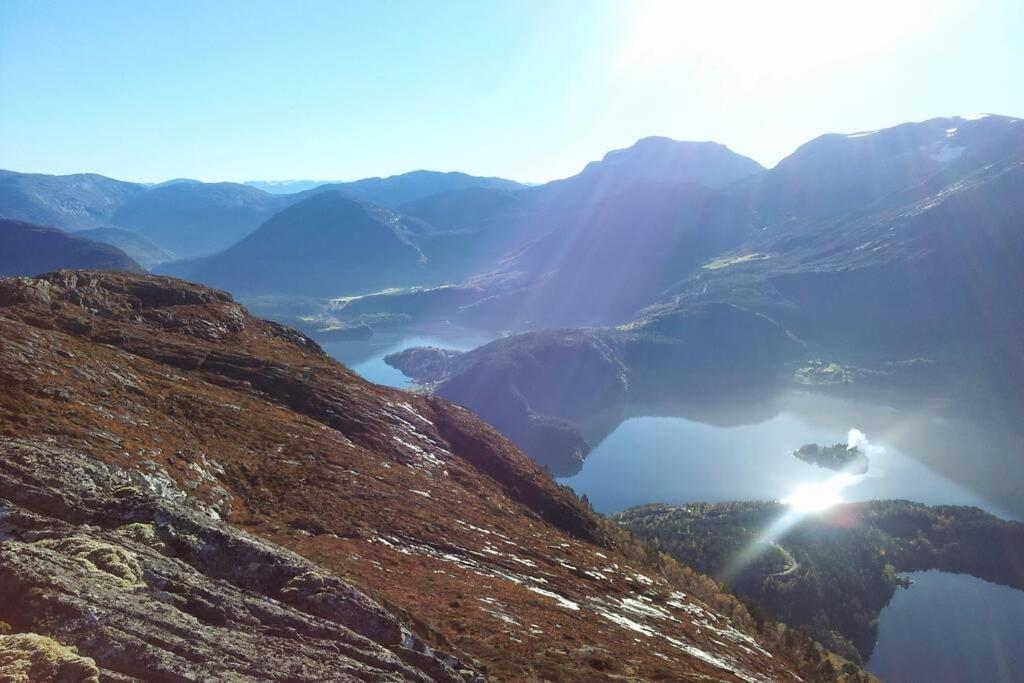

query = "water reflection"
867;571;1024;682
560;391;1023;520
321;327;490;388
322;329;1024;521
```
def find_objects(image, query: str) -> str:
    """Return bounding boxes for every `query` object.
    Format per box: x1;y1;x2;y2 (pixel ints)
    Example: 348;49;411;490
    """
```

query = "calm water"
322;328;490;388
331;333;1024;682
332;334;1024;522
867;571;1024;682
558;392;1023;521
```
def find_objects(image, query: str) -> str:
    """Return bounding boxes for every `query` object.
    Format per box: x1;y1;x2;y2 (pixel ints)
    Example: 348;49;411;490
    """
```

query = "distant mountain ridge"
0;219;143;276
75;227;176;269
159;190;430;296
248;170;524;205
6;115;1023;335
0;169;525;260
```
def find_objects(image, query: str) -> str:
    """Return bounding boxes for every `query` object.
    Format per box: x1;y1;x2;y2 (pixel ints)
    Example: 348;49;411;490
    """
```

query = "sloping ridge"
0;270;809;681
0;219;144;276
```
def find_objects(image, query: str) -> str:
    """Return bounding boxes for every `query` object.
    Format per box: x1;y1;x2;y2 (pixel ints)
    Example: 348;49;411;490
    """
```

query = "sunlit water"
321;328;490;388
328;334;1024;681
557;411;1015;518
867;570;1024;682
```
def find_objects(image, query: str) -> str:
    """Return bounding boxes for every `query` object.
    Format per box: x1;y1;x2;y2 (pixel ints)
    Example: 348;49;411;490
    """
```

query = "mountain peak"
575;136;764;191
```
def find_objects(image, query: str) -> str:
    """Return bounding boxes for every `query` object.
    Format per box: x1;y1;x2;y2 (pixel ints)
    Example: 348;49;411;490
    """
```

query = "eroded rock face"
0;438;477;682
0;633;100;683
0;271;802;681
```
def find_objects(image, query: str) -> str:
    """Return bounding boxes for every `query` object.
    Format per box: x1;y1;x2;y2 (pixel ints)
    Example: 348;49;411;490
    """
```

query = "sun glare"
782;473;860;513
614;0;944;85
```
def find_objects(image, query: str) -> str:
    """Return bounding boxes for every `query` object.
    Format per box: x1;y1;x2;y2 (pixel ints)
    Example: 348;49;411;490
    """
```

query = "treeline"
613;500;1024;665
593;512;873;682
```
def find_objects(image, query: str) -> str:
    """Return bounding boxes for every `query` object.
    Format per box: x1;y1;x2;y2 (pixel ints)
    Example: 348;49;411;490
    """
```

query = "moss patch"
38;536;146;589
0;633;100;683
115;522;165;551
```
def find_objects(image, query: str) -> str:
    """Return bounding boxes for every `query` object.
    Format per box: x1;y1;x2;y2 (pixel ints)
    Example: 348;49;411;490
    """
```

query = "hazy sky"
2;0;1021;184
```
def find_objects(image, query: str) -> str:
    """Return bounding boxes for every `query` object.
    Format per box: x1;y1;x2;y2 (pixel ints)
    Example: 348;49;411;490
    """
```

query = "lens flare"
781;474;854;512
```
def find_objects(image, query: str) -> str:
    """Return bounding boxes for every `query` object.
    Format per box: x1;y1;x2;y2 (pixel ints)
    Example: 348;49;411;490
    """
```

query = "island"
793;442;869;474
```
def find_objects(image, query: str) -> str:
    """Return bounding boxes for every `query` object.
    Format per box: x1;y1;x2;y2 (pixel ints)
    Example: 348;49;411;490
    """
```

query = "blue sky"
1;0;1021;184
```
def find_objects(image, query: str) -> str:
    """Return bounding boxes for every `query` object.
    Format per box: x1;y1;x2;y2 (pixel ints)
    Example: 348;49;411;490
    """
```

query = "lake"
327;333;1023;522
867;570;1024;682
321;327;491;388
330;334;1024;682
557;393;1023;520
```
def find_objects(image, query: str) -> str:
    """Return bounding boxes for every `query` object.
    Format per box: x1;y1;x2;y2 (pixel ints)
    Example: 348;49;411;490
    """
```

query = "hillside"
76;227;176;269
615;500;1024;665
386;303;804;474
0;172;145;230
0;270;839;681
0;219;143;276
161;191;431;296
111;181;294;258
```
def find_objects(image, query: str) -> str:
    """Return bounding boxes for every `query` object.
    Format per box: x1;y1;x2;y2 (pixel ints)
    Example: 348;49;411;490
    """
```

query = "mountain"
537;137;764;204
0;171;145;230
649;114;1024;376
313;170;524;208
111;181;294;258
0;270;840;681
245;179;330;194
0;170;526;263
334;115;1024;366
0;219;143;275
369;138;767;296
386;303;804;475
76;227;176;269
160;191;431;296
749;114;1024;220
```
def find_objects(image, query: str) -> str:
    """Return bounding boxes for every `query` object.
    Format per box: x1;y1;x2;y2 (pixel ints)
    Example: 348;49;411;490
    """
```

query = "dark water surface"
322;327;490;388
867;570;1024;682
329;333;1024;683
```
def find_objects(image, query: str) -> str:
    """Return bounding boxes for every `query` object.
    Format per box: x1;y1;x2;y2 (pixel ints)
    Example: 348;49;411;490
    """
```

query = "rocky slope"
0;219;143;276
0;271;809;681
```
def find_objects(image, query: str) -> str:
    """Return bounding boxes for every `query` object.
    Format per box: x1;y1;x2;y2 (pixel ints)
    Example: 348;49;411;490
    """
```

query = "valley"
2;112;1024;682
6;3;1024;679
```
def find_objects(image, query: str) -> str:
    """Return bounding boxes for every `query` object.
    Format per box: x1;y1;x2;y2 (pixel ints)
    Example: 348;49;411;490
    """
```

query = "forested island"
793;442;869;473
614;500;1024;665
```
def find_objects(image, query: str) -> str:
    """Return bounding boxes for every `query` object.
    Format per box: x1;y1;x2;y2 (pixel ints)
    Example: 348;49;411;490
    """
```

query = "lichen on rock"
0;633;100;683
36;536;146;589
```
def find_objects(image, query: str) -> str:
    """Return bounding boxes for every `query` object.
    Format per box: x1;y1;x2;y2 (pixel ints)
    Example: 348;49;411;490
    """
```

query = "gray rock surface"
0;437;481;682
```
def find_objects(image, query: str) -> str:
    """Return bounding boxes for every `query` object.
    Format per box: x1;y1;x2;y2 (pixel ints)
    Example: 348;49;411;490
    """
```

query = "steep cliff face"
0;271;801;681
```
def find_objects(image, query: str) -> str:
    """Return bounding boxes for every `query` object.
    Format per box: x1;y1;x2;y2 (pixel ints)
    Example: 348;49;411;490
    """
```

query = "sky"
1;0;1022;184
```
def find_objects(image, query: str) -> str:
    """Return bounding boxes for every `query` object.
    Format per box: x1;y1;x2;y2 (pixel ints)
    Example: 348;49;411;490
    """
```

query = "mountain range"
3;114;1022;681
0;169;524;261
3;114;1023;460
